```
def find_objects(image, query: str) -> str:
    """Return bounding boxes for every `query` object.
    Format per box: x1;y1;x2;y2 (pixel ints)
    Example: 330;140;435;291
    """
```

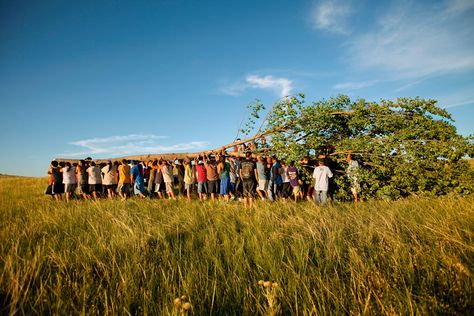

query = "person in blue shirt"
130;160;146;198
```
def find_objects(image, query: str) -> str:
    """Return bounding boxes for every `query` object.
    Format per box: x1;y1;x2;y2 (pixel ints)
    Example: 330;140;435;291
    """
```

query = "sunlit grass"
0;176;473;315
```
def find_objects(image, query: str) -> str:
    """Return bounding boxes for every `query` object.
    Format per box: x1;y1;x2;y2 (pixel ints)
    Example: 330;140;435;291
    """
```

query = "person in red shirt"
194;156;208;200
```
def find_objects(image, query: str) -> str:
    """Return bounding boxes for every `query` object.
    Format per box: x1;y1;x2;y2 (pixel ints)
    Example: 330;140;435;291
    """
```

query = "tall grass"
0;176;473;315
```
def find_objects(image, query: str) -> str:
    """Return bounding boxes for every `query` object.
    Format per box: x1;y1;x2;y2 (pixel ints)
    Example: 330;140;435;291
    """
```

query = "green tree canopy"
246;94;474;200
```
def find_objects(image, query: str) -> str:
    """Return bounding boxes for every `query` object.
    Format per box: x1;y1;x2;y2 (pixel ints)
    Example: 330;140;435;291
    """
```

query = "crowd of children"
47;150;359;207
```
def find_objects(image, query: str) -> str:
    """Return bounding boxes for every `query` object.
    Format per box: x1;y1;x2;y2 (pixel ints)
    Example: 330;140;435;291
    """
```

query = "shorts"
292;186;301;194
220;177;230;195
64;183;76;193
185;183;194;191
117;183;131;193
104;184;116;190
165;182;174;194
258;179;268;191
242;180;255;197
134;182;145;195
77;184;89;195
52;182;64;194
89;184;102;193
197;182;207;194
207;180;218;194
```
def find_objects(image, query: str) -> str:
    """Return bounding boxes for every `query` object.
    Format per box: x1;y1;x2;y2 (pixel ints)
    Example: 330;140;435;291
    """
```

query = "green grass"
0;177;473;315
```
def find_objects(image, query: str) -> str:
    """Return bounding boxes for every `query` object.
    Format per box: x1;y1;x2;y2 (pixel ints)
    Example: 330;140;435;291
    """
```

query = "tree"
246;94;474;200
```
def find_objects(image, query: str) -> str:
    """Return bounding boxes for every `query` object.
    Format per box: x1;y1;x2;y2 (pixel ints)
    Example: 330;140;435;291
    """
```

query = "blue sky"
1;0;473;176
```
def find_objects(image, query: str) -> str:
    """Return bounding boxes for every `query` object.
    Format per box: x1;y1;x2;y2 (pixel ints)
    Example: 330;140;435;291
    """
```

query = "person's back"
162;164;174;183
102;164;117;185
87;165;102;184
62;165;76;185
205;160;218;181
131;163;144;183
118;163;131;184
313;165;333;191
313;160;333;206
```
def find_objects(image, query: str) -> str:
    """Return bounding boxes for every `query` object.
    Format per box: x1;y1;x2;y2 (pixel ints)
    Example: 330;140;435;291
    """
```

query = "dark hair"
51;161;59;167
122;159;128;164
245;151;252;158
80;160;85;166
113;161;120;166
90;161;96;166
65;162;71;172
59;161;65;168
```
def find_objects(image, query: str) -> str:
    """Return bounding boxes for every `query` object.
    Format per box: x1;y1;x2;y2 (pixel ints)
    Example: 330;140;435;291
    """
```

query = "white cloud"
311;0;353;34
60;134;209;158
346;2;474;80
246;75;293;98
333;79;379;90
221;74;293;98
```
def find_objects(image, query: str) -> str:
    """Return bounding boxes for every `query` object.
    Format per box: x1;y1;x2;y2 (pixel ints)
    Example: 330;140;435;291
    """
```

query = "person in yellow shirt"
117;159;131;200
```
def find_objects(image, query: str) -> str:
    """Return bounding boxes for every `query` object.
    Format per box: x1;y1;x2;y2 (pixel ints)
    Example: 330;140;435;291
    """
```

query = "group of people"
47;150;360;207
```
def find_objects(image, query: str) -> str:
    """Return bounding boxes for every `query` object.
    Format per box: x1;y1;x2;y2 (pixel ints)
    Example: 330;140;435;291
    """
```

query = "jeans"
314;190;328;206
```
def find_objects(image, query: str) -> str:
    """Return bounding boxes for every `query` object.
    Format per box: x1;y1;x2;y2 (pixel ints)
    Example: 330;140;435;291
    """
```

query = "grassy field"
0;176;473;315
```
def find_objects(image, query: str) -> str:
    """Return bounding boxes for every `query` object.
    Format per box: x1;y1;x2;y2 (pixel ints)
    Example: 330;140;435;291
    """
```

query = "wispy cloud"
333;79;379;90
221;74;293;98
346;1;474;80
311;0;353;34
59;134;209;158
445;0;474;15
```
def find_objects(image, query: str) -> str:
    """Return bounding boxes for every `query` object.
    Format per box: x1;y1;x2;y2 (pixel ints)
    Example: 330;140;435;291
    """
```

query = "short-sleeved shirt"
62;167;76;184
195;164;207;182
313;166;333;191
102;165;117;185
118;164;131;184
287;167;299;187
205;161;219;181
240;159;256;181
87;166;102;185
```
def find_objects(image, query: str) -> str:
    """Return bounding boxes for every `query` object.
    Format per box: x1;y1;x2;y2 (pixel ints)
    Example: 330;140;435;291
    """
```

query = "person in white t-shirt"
161;160;175;199
313;159;333;206
101;161;117;199
62;162;76;202
86;162;102;200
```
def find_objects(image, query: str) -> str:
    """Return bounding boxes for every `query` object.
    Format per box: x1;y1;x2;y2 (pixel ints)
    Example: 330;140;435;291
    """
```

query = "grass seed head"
182;302;191;311
263;281;271;288
258;280;264;286
181;295;188;301
173;298;181;306
272;282;279;289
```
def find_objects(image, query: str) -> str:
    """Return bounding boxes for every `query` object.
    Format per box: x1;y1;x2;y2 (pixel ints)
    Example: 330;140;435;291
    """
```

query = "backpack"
241;161;254;180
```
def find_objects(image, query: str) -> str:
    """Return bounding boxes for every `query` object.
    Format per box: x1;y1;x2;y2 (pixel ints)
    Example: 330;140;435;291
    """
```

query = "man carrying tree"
240;151;258;208
313;159;333;206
